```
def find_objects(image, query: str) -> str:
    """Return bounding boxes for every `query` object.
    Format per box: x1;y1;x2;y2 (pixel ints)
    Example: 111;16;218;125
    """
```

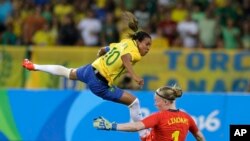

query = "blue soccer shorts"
76;64;123;102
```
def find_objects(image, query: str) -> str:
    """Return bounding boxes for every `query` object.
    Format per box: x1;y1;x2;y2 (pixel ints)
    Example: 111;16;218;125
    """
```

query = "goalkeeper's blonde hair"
155;84;183;101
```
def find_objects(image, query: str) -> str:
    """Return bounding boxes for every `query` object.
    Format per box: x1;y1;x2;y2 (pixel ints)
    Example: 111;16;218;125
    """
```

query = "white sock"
34;64;71;78
128;98;142;122
128;98;149;137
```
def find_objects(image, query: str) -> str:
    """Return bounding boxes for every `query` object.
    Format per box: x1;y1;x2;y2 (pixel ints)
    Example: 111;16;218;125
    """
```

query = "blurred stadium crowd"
0;0;249;49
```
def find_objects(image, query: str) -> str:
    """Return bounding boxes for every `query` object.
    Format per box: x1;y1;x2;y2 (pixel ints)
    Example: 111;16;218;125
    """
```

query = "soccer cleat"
22;59;35;71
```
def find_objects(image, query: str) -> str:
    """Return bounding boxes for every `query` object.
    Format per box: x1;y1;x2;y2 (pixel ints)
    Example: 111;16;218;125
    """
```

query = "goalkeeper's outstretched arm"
116;121;145;132
93;116;145;131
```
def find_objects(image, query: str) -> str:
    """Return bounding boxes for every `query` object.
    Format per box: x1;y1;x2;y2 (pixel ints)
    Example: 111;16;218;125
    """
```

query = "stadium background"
0;0;250;141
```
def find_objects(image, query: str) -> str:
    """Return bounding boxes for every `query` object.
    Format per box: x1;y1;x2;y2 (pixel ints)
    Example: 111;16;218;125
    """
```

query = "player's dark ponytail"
122;11;151;41
122;11;138;32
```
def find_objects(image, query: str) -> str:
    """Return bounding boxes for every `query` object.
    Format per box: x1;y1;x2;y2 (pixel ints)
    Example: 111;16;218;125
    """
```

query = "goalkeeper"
94;85;206;141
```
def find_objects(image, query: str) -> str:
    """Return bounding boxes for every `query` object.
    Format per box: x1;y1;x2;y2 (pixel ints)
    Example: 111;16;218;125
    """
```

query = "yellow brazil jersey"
92;39;142;86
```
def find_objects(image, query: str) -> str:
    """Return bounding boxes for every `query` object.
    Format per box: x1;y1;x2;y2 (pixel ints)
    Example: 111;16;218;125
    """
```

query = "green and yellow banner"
25;47;250;91
0;46;27;88
1;46;249;91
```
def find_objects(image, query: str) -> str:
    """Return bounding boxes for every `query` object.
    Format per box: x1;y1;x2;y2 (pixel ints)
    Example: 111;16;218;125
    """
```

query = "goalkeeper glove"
93;116;117;130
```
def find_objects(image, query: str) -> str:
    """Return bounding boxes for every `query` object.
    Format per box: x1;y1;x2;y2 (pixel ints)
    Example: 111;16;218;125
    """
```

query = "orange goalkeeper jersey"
141;109;198;141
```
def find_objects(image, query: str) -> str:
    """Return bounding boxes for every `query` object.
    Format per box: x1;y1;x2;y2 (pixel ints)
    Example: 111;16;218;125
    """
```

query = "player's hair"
122;11;151;41
155;84;183;101
122;11;138;32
